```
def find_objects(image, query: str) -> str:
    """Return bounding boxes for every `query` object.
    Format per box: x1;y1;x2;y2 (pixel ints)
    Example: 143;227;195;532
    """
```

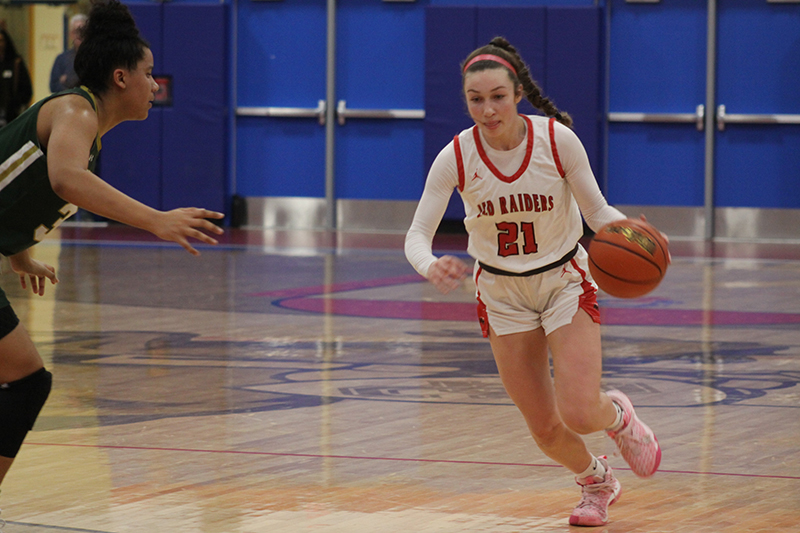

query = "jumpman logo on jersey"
472;170;482;181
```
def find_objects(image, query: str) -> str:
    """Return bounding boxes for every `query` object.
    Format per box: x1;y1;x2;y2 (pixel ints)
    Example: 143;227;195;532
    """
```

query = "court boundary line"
25;442;800;480
3;521;112;533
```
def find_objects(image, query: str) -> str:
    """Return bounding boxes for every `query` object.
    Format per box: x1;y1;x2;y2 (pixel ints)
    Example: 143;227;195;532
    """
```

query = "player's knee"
0;368;53;458
530;421;563;450
559;406;597;435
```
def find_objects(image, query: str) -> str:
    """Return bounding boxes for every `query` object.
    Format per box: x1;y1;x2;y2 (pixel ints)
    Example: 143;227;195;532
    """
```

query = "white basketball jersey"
454;115;583;273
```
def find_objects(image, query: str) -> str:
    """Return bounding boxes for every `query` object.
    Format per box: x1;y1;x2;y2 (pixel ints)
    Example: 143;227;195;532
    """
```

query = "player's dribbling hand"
638;214;672;264
155;208;225;256
427;255;468;294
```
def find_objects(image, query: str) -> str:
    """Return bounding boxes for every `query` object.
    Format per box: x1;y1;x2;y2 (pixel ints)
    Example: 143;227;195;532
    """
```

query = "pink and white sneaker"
569;456;621;527
606;389;661;478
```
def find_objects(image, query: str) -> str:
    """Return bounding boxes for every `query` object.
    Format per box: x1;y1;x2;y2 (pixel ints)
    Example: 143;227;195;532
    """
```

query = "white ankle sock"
576;456;606;482
607;400;624;432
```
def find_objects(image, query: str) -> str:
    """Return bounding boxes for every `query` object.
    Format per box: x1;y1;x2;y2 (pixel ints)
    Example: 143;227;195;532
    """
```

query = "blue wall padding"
99;4;162;210
161;4;227;213
96;3;227;214
424;7;477;221
546;7;602;180
99;115;163;210
476;7;547;117
424;7;477;181
424;6;603;221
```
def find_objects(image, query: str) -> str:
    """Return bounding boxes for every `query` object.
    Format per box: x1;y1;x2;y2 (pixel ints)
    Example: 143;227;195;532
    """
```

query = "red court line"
248;274;800;325
248;274;423;299
275;298;800;326
26;442;800;480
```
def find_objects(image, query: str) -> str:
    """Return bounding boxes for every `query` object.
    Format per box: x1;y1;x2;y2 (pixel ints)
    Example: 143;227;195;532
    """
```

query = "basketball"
587;218;669;298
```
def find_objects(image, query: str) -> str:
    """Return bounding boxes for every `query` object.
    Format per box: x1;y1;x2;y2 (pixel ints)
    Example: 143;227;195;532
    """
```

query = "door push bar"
236;100;425;126
237;100;328;125
335;100;425;125
235;100;426;126
716;105;800;131
607;105;706;131
607;104;800;132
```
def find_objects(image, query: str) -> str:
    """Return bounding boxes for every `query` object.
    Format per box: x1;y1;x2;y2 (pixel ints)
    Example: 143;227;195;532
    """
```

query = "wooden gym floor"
1;225;798;532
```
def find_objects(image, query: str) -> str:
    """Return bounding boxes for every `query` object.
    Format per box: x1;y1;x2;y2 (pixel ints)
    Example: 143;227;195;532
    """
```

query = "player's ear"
112;69;126;89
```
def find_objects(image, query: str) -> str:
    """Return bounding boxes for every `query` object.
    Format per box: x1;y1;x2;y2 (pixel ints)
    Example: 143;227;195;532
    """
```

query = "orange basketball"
587;218;669;298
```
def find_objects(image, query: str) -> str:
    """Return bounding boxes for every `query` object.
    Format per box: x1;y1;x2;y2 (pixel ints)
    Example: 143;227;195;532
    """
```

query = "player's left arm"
45;97;224;255
554;122;626;232
555;123;670;259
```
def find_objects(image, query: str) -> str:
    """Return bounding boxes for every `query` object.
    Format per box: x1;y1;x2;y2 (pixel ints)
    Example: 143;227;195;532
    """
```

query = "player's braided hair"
462;36;573;128
74;0;150;95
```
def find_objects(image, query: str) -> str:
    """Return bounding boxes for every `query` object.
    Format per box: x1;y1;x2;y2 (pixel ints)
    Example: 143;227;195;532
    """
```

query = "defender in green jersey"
0;86;99;261
0;0;224;494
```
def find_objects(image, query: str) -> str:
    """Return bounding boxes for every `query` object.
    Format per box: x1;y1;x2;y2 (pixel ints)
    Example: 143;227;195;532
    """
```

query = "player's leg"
547;308;618;435
548;308;660;477
488;326;595;474
490;325;621;526
0;308;52;486
545;309;628;526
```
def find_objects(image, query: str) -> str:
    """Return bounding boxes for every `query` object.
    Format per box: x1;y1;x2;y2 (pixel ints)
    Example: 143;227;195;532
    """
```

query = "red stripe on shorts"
570;258;601;324
474;266;491;337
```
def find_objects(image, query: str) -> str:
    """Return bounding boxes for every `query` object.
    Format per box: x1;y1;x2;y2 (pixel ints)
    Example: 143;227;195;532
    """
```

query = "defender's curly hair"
74;0;150;95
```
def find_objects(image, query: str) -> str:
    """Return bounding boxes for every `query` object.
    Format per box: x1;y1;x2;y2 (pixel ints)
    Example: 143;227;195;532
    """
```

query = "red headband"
463;54;517;76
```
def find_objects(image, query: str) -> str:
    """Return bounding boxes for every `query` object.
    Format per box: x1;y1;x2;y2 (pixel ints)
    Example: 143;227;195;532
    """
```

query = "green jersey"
0;86;101;257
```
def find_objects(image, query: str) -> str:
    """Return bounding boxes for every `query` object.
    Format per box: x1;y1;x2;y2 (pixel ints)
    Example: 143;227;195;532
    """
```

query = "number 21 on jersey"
496;221;538;257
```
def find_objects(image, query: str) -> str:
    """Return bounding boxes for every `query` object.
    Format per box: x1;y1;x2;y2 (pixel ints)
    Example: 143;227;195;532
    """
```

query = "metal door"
607;0;800;240
234;0;425;230
713;0;800;240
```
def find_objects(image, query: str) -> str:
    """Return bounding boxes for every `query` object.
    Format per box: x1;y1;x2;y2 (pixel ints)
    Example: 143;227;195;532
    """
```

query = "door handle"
336;100;425;126
608;105;705;131
716;104;800;131
237;100;327;126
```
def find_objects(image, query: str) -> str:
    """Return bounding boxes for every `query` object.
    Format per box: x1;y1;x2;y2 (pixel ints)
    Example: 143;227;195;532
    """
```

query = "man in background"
49;13;87;93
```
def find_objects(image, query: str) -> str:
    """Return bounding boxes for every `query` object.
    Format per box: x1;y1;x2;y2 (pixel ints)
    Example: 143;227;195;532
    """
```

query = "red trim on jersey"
569;258;601;324
475;266;491;338
472;114;534;184
549;117;566;178
454;134;466;192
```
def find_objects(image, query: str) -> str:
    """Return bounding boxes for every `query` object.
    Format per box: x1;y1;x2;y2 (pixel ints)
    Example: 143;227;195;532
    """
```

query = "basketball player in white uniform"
405;37;661;527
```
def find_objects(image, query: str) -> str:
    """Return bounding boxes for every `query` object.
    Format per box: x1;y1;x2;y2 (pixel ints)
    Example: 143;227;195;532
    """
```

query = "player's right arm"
42;95;224;255
404;143;468;294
